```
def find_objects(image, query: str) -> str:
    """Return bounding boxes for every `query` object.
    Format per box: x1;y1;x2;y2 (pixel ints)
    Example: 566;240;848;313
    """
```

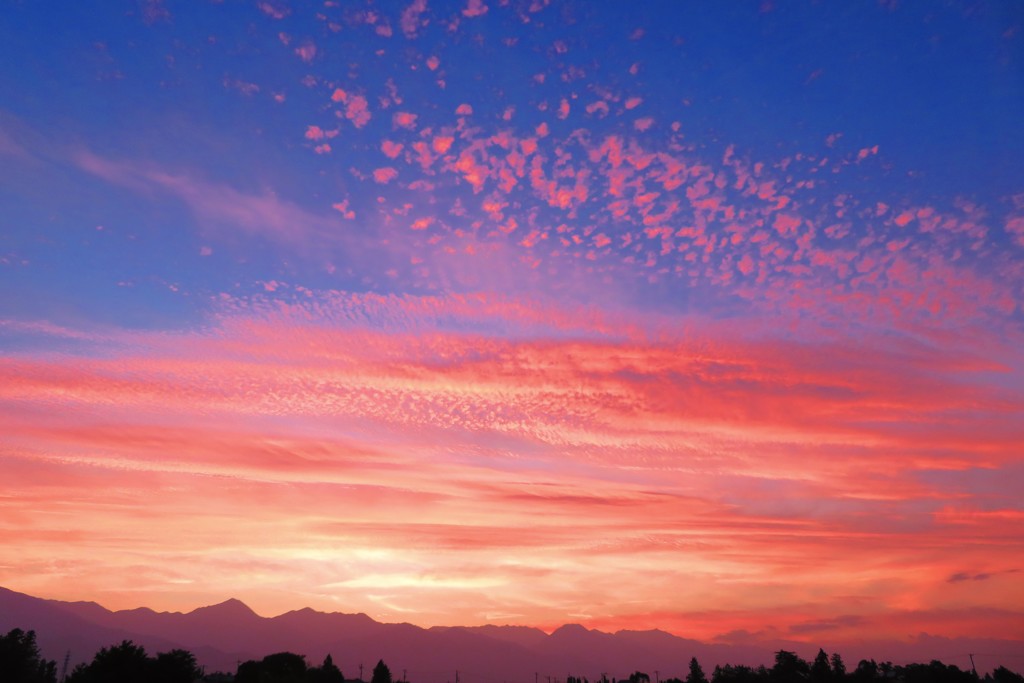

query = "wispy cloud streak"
1;290;1021;636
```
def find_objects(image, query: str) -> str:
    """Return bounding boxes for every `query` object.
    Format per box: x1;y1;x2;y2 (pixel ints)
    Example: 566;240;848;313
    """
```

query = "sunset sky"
1;0;1023;650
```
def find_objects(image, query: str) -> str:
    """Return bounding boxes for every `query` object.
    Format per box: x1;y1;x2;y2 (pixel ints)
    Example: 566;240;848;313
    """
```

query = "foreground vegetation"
2;627;1022;683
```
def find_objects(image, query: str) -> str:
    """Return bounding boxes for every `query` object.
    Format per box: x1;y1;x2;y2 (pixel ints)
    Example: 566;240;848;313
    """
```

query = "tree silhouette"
153;649;202;683
322;654;345;682
0;629;57;683
65;640;202;683
900;661;975;683
372;659;392;683
771;651;810;683
7;625;1024;683
236;651;307;683
687;658;709;683
811;650;832;683
992;667;1024;683
307;654;345;683
712;664;762;683
67;640;150;683
851;660;878;683
830;654;846;681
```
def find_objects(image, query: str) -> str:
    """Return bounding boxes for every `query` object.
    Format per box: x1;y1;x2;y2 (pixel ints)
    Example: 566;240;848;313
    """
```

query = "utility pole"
969;654;977;678
360;663;365;681
456;670;460;683
60;651;70;683
655;671;660;683
404;669;407;683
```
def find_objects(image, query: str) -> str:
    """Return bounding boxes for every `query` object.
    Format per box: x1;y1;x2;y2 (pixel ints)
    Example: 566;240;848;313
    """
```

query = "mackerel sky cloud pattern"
0;0;1022;656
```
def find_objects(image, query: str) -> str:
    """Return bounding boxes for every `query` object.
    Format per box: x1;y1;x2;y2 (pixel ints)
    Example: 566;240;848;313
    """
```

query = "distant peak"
551;623;590;636
119;606;158;615
191;597;259;618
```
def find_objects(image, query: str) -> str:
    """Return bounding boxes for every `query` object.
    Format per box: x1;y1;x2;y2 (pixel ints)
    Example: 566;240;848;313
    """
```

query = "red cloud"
345;95;371;128
432;136;454;154
373;167;399;184
772;213;801;236
3;284;1023;636
381;140;404;158
393;111;418;129
557;98;570;120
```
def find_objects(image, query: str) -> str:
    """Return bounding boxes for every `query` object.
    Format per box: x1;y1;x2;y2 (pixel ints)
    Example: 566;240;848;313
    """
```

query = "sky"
1;0;1023;652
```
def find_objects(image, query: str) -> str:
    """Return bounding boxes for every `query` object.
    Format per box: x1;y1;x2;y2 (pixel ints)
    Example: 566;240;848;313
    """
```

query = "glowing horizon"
1;0;1022;648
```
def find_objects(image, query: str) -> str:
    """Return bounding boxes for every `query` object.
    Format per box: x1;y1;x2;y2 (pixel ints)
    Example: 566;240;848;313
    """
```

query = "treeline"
3;628;1023;683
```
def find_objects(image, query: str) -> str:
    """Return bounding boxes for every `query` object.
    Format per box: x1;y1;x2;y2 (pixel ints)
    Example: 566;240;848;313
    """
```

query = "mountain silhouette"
3;586;1022;680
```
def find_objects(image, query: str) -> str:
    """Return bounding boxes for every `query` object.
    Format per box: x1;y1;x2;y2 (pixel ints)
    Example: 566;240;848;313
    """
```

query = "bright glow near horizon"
1;0;1023;647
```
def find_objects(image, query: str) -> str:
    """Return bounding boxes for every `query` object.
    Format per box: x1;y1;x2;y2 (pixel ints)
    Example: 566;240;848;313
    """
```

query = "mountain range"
1;587;1019;680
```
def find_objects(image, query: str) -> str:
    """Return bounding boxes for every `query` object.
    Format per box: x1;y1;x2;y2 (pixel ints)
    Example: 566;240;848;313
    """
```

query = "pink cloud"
294;41;317;63
410;141;435;170
773;213;801;236
633;117;654;131
463;0;488;17
345;95;371;128
373;167;399;184
1005;215;1024;247
393;111;418;129
331;199;355;219
432;136;454;154
453;149;489;192
557;98;570;120
2;289;1022;636
74;150;360;252
856;144;879;161
894;210;914;227
257;1;290;19
381;140;404;158
400;0;428;38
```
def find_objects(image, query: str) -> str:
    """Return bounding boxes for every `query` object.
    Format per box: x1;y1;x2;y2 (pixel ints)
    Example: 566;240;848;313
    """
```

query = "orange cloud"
2;290;1022;637
432;136;454;154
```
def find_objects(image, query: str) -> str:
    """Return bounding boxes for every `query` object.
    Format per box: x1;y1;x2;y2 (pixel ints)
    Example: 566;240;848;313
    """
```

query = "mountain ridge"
2;586;1021;680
